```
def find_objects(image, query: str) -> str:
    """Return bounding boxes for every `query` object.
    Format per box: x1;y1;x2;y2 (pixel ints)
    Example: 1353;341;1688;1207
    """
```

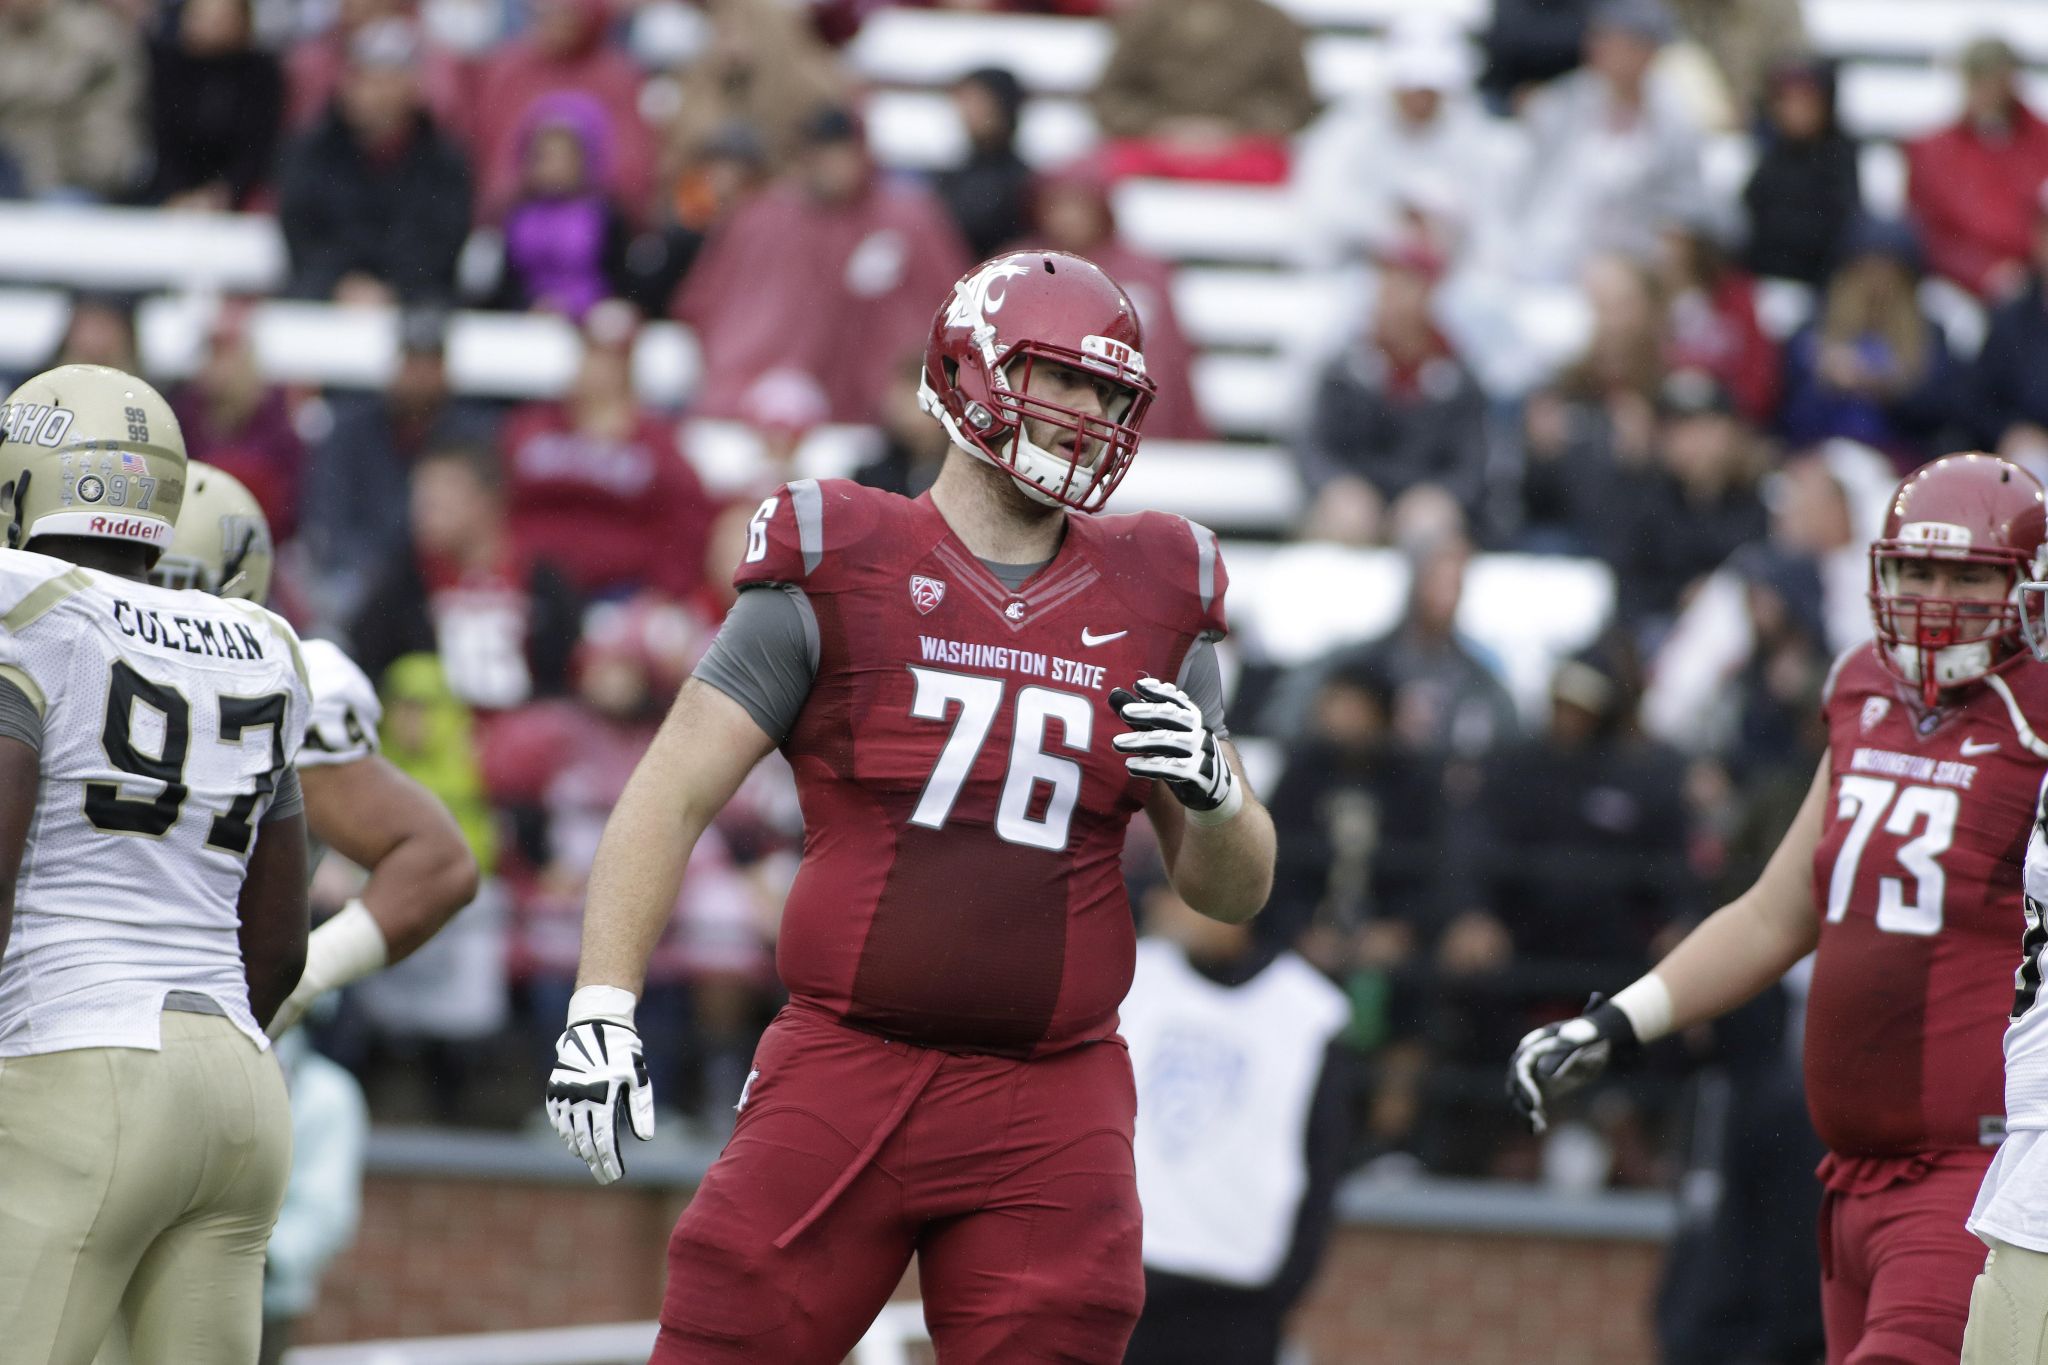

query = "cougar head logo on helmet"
1871;452;2048;707
919;250;1156;513
150;461;274;602
0;364;187;561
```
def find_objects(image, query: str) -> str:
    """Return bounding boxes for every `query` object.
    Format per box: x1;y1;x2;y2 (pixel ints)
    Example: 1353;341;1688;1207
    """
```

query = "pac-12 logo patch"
1861;696;1890;732
910;574;946;615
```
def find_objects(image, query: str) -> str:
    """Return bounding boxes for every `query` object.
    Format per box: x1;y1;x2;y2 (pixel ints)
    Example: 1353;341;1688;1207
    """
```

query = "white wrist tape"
568;984;639;1030
1612;973;1675;1045
1185;776;1245;827
301;899;389;996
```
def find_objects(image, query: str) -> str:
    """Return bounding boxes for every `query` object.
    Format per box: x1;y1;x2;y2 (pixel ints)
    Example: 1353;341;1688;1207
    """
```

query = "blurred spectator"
1479;0;1592;109
1501;0;1705;284
473;0;652;223
485;597;775;1120
146;0;284;209
1264;532;1520;759
665;0;846;177
47;292;141;372
1120;879;1350;1365
677;106;969;424
351;441;583;711
1293;16;1511;269
303;308;500;628
0;0;145;199
1778;218;1959;468
1454;643;1694;997
1644;438;1893;751
1606;369;1769;627
1659;216;1780;426
1518;255;1669;552
933;67;1033;260
1294;241;1490;545
500;303;718;599
853;352;950;499
1020;167;1210;439
487;92;630;318
169;304;307;541
285;0;468;135
278;18;474;306
1665;0;1806;122
1970;184;2048;457
256;1030;369;1365
1906;36;2048;300
1742;55;1860;287
625;120;768;319
1089;0;1315;185
0;146;22;200
735;366;830;494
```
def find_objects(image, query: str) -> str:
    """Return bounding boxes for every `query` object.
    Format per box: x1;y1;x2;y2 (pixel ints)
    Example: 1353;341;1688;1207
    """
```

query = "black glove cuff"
1588;999;1642;1059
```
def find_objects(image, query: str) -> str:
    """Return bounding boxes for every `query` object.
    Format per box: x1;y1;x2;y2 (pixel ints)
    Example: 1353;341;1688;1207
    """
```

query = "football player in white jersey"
0;365;312;1365
1964;578;2048;1362
151;462;478;1035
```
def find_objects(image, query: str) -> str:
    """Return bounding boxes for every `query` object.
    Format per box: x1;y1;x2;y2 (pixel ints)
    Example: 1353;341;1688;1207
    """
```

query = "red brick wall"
298;1174;1659;1362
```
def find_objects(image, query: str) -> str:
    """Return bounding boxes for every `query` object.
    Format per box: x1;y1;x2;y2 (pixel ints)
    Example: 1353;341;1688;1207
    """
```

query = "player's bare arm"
302;756;479;962
1509;756;1824;1130
546;678;776;1183
0;737;39;960
263;756;481;1036
1143;741;1276;924
237;810;311;1028
577;678;777;995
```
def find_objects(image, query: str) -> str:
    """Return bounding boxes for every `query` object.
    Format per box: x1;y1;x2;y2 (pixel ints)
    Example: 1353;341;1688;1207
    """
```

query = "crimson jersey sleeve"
733;478;892;594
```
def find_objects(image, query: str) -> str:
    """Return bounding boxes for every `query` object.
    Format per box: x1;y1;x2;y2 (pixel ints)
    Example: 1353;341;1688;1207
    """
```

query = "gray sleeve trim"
790;478;824;576
1190;519;1219;613
692;585;820;741
263;767;304;823
0;675;41;751
1176;636;1230;739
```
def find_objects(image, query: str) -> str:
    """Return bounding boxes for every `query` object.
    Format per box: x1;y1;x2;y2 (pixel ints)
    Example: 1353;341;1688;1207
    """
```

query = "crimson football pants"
653;1003;1145;1364
1821;1152;1996;1365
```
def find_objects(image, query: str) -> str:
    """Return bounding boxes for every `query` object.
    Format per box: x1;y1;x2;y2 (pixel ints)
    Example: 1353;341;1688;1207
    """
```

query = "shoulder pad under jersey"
1080;509;1229;640
297;637;383;769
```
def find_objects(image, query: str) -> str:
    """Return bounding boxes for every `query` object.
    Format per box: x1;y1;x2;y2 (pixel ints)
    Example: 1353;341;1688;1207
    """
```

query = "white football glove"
1506;994;1638;1134
1110;677;1242;824
546;986;655;1184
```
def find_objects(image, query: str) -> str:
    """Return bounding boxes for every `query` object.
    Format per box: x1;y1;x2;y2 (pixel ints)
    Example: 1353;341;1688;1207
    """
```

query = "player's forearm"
358;825;480;963
1637;889;1821;1039
1169;795;1276;924
576;764;715;996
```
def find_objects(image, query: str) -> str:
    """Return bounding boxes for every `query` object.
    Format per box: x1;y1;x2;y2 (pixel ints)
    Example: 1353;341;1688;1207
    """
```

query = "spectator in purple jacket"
490;91;630;320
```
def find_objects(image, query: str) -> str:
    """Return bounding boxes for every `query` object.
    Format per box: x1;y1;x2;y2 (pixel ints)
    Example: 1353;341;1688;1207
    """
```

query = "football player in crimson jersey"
1511;452;2048;1364
545;250;1276;1363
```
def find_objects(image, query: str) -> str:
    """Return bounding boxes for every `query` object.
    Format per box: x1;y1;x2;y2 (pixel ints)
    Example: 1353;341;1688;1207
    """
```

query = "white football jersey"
0;548;310;1057
1971;789;2048;1251
296;637;381;771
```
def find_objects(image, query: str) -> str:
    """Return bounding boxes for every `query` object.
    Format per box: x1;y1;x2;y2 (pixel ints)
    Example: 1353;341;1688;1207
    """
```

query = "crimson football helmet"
1870;452;2048;706
919;250;1156;512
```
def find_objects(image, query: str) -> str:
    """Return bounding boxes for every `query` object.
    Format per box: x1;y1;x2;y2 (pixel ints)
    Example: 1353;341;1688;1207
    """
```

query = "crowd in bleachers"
7;0;2048;1192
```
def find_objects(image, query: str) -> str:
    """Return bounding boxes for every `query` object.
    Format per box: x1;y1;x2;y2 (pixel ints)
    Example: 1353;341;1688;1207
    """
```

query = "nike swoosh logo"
1081;629;1128;647
1962;739;2001;756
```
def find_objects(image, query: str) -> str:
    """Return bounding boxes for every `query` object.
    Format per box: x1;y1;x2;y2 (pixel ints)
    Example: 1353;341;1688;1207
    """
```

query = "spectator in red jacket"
473;0;652;223
1906;36;2048;299
169;302;307;541
1658;216;1780;428
677;106;970;423
501;301;718;600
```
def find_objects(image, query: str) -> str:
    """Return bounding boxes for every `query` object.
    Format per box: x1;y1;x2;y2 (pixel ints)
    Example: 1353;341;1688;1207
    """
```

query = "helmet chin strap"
1890;638;1995;708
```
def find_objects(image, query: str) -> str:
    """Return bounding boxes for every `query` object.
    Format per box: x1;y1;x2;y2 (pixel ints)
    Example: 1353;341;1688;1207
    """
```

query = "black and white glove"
546;986;655;1184
1506;994;1639;1134
1110;677;1241;824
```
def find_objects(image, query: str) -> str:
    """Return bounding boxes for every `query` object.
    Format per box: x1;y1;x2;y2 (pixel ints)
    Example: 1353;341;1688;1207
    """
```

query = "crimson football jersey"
734;478;1228;1057
1806;644;2048;1156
